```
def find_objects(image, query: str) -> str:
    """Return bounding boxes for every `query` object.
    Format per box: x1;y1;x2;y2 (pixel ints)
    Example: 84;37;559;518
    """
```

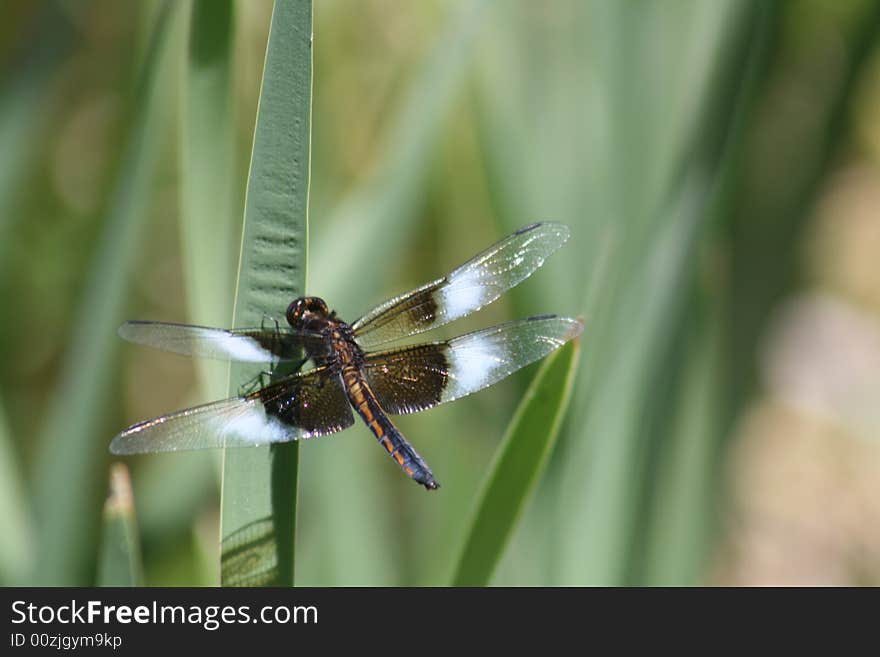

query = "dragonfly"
110;222;583;490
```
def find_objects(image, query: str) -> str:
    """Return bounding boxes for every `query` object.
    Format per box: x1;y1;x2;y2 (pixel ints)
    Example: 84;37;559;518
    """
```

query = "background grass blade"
118;0;239;586
29;2;177;586
0;400;31;584
461;0;741;585
638;293;723;585
620;4;775;585
220;0;312;587
0;3;74;270
181;0;239;401
97;464;144;586
138;0;241;585
551;1;770;585
452;339;581;586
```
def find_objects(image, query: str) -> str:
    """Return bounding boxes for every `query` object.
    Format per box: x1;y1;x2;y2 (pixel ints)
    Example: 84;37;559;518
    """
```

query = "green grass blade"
559;187;705;585
452;339;581;586
0;4;74;268
220;0;312;587
97;464;144;587
551;1;769;586
30;2;177;586
0;400;32;584
620;5;775;585
640;296;722;585
181;0;238;400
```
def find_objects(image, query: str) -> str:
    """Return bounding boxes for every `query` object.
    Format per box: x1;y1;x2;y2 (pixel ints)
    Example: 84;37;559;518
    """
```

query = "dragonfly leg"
260;313;281;332
239;369;273;395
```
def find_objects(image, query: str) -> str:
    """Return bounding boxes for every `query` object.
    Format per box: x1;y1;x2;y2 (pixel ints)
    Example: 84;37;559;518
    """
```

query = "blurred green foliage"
2;0;879;586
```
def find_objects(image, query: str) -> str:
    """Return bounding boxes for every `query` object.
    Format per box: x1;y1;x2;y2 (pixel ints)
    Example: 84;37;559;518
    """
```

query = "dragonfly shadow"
220;517;280;587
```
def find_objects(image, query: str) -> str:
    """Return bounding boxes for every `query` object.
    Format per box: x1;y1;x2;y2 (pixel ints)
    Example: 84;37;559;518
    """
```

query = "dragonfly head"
286;296;332;329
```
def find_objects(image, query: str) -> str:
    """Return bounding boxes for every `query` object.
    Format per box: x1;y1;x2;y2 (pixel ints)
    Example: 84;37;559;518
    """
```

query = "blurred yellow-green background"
2;0;880;586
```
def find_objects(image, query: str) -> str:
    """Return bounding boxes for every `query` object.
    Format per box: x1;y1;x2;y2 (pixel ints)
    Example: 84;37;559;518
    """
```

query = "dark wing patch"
361;344;449;415
256;370;353;438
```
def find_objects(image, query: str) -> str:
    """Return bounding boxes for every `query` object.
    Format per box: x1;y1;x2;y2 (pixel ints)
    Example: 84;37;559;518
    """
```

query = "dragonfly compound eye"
286;298;306;325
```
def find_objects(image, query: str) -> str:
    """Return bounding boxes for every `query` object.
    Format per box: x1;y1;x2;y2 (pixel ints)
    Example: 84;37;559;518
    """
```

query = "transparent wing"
110;368;353;454
351;222;570;347
118;321;329;363
362;315;583;414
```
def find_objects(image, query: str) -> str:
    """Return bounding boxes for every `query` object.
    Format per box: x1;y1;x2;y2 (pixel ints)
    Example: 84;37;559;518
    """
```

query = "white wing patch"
445;333;504;396
118;321;280;363
440;269;492;320
208;398;290;445
438;223;569;324
194;328;275;363
441;316;583;403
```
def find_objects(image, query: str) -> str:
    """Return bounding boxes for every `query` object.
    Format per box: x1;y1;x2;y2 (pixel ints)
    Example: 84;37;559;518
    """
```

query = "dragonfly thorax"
287;296;361;366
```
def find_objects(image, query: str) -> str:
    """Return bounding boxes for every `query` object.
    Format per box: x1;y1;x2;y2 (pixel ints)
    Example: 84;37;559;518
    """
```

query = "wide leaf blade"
220;0;312;587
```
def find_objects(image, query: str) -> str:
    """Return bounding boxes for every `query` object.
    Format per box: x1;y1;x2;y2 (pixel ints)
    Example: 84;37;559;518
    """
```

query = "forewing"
363;315;583;415
110;367;353;454
118;321;329;363
351;223;570;347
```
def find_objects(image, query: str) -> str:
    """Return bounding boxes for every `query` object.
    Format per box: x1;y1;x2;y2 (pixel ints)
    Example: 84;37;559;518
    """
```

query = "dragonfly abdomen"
342;366;439;490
